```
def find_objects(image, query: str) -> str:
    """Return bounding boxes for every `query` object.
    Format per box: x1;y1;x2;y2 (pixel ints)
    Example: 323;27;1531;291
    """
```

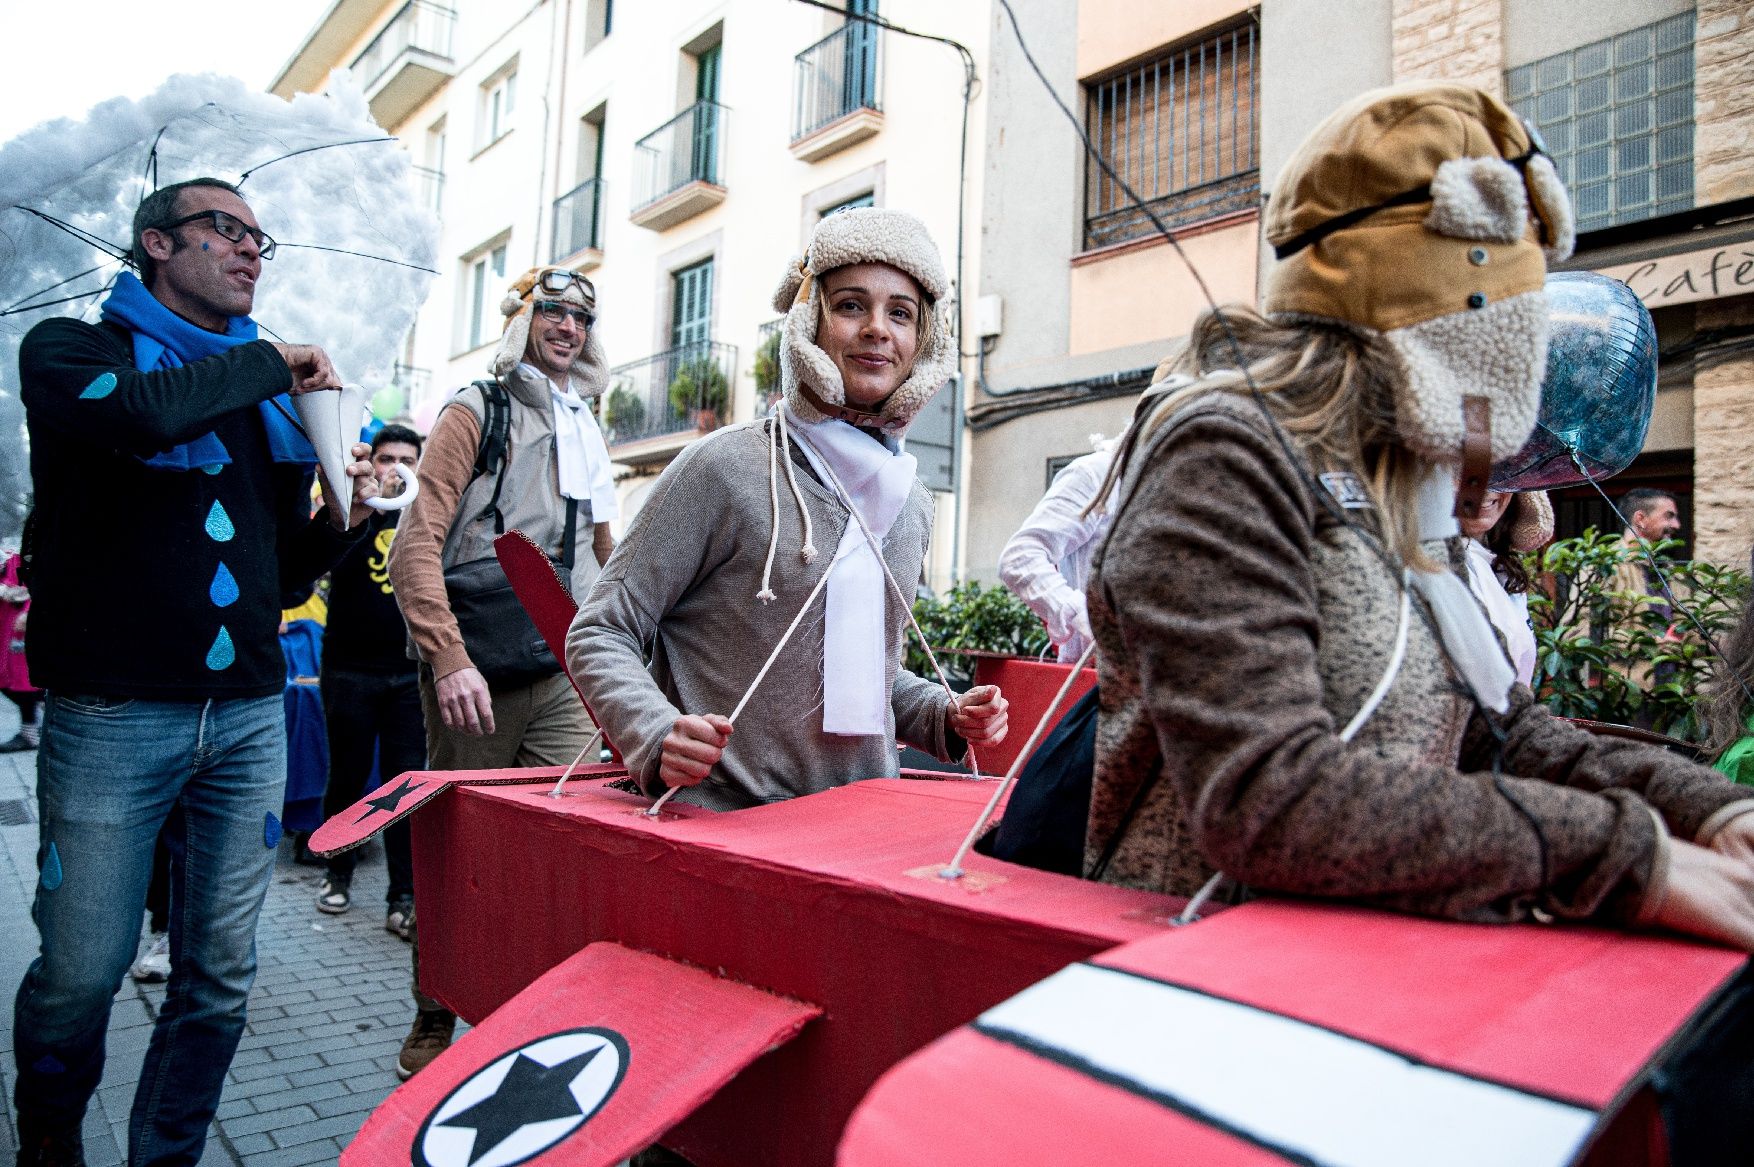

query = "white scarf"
1408;464;1516;713
787;408;917;736
545;377;619;522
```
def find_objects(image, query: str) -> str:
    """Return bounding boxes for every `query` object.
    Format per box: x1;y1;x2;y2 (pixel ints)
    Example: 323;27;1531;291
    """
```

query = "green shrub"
1524;529;1750;741
668;355;729;420
753;328;782;395
602;382;644;440
905;580;1050;684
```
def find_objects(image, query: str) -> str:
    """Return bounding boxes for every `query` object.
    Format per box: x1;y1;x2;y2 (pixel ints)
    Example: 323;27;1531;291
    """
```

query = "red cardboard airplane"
310;532;1749;1167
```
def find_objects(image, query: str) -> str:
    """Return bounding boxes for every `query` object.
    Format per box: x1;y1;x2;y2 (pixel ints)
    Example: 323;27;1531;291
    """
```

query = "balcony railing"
392;363;431;402
603;341;737;451
793;22;882;142
412;165;443;214
632;101;728;212
552;177;604;262
353;1;456;89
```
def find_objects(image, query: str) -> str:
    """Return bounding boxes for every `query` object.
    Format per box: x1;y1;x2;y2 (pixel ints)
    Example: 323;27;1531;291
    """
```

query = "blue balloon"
1490;272;1657;491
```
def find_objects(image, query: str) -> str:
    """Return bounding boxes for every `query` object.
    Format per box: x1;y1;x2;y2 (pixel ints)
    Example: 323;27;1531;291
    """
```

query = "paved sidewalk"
0;739;437;1166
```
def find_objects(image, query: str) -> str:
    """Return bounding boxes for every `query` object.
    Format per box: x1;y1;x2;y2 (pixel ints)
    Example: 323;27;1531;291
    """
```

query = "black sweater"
323;511;416;674
19;316;364;700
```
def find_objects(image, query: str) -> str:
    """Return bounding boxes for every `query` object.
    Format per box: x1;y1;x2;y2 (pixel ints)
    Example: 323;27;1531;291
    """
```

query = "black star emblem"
355;775;424;823
437;1047;601;1165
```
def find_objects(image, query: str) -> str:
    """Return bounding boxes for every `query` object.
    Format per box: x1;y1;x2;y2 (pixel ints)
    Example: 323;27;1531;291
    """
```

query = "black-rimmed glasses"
535;300;593;327
160;210;277;260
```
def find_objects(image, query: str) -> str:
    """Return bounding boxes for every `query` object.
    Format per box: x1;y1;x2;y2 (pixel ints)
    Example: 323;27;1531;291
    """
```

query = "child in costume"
568;208;1006;810
1085;83;1754;951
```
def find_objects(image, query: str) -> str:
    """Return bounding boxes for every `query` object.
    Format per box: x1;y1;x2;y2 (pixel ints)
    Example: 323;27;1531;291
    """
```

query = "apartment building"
967;0;1754;574
271;0;988;580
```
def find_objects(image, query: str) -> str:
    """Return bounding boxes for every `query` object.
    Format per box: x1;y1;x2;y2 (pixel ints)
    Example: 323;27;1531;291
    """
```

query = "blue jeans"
13;693;285;1167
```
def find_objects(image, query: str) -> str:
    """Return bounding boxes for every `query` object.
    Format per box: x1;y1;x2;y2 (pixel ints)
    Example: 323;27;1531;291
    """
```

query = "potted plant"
667;355;730;431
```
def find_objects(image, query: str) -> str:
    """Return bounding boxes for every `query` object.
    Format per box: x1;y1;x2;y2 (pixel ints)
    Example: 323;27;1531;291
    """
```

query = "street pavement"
0;723;445;1166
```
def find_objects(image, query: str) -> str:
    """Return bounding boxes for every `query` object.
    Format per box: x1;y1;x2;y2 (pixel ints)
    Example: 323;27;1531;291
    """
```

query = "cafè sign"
1597;243;1754;308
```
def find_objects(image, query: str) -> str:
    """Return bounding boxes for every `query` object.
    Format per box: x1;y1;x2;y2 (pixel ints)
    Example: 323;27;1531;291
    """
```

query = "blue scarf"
100;272;316;472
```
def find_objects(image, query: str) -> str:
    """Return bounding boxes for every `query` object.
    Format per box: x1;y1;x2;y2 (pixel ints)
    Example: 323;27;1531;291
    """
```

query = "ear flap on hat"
773;259;808;314
491;305;533;378
1524;155;1576;263
1425;157;1529;244
1508;489;1554;552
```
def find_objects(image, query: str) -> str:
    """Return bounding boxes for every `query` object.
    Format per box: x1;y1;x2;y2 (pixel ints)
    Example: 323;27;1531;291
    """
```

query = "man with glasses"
385;265;615;1077
14;176;377;1166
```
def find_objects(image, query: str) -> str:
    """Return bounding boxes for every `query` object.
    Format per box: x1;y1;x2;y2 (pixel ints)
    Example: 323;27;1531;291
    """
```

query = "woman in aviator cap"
568;208;1007;810
1085;82;1754;950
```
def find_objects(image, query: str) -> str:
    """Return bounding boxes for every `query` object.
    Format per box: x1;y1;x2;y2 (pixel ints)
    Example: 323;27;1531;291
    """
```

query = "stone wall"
1697;0;1754;205
1690;296;1754;566
1390;0;1504;93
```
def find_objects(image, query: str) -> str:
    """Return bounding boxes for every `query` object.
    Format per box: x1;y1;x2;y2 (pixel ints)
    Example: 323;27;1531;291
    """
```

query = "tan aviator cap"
1264;82;1573;334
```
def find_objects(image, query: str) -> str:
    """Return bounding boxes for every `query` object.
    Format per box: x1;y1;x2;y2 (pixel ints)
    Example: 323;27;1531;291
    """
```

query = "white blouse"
1464;538;1537;688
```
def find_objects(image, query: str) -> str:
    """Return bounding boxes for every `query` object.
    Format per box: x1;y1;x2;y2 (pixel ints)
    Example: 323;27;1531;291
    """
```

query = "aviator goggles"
537;268;594;297
160;209;278;260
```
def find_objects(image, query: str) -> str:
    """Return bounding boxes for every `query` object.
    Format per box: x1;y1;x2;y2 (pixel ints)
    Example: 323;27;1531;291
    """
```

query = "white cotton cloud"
0;71;439;535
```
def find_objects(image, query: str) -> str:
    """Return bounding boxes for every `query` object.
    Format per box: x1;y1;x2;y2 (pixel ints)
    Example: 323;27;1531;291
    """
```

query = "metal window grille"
352;1;457;89
551;176;604;261
1083;21;1260;251
792;20;883;142
1506;11;1693;233
632;101;728;210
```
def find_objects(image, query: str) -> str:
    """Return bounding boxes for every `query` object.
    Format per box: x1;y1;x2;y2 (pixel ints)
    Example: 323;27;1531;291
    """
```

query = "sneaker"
17;1125;85;1166
396;1010;456;1080
0;732;31;753
130;933;171;983
316;876;351;914
386;896;414;942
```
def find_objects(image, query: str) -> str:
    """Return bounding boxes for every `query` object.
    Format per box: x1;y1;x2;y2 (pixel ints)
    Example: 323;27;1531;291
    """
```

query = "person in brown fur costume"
1084;82;1754;952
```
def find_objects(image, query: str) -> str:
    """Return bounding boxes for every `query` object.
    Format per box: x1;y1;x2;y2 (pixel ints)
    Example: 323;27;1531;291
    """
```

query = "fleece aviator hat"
1265;82;1576;465
491;265;610;394
771;207;956;436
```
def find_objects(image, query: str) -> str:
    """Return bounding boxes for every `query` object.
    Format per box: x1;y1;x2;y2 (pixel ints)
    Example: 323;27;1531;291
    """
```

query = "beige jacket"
388;366;606;680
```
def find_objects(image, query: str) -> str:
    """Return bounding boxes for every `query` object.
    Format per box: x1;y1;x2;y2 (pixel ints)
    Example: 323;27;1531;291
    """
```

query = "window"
691;42;723;184
418;118;446;213
822;191;875;218
584;0;613;52
671;259;714;351
1083;21;1259;250
466;242;508;351
481;63;518;147
1507;11;1693;233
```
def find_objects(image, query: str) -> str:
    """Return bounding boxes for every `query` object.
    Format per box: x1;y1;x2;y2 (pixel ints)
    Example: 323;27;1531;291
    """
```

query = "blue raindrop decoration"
79;372;117;400
209;563;239;608
41;842;63;891
264;813;283;850
206;626;236;671
204;501;235;542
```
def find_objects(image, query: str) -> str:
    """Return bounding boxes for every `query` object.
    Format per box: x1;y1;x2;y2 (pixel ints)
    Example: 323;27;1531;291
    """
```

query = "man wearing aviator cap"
386;265;615;1077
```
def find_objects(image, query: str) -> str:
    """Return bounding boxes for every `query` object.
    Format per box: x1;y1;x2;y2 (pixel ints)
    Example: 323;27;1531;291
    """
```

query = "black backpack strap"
560;497;579;570
467;379;512;534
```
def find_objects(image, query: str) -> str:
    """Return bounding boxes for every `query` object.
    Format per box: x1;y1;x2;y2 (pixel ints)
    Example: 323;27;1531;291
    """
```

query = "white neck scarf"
1408;464;1516;713
542;372;619;522
787;407;917;736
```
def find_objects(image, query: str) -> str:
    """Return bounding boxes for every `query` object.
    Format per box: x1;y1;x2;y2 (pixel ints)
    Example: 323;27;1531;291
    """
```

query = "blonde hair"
1114;305;1437;571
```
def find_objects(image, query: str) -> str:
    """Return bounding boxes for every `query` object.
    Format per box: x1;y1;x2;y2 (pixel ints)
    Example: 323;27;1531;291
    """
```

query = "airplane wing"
495;529;623;764
840;899;1750;1167
344;941;819;1167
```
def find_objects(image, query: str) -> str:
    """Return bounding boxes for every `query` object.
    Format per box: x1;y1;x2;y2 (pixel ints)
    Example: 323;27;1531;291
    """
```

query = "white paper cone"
294;385;370;526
